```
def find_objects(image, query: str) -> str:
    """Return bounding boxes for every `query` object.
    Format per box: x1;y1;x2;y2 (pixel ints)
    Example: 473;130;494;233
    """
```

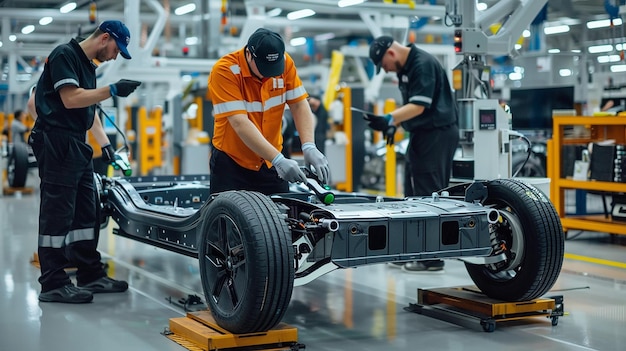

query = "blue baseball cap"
99;20;132;59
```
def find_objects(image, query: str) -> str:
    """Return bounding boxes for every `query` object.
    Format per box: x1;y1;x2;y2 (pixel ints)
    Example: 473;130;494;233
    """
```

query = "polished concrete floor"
1;173;625;351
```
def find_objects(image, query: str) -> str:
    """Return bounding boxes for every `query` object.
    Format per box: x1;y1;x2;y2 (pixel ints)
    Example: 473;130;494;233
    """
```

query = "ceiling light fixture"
60;2;77;13
267;8;282;17
338;0;365;8
287;9;315;20
175;3;196;15
9;35;16;42
315;32;336;41
548;49;560;53
559;69;572;77
21;25;35;34
39;17;53;25
587;18;622;29
588;44;613;53
610;64;626;72
544;25;569;35
597;55;621;63
290;37;307;46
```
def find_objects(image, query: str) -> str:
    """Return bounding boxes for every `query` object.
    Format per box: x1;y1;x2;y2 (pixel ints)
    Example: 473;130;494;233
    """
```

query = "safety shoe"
78;276;128;293
402;260;445;273
39;284;93;303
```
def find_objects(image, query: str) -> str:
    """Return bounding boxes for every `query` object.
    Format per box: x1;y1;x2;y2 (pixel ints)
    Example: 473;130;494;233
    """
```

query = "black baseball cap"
247;28;285;77
369;35;394;74
99;20;132;59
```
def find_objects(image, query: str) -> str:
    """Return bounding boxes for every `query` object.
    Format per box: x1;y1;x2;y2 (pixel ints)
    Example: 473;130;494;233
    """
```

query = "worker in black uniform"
29;20;141;303
367;36;459;273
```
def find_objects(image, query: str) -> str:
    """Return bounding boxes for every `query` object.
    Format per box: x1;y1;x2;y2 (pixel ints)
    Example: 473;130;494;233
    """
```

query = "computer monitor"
509;86;575;130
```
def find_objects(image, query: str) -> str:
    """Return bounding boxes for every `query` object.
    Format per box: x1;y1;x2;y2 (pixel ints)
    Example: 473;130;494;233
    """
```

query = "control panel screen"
479;109;496;130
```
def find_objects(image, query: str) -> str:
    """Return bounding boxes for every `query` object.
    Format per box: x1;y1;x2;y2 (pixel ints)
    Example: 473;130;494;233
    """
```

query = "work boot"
39;284;93;303
402;260;445;273
78;276;128;293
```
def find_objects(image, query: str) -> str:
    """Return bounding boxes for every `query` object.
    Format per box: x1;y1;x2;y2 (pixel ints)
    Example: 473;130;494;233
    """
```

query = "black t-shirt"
398;45;457;131
35;38;97;133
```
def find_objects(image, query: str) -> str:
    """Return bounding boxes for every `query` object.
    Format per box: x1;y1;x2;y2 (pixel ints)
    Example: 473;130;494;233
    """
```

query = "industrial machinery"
96;169;564;335
446;0;549;180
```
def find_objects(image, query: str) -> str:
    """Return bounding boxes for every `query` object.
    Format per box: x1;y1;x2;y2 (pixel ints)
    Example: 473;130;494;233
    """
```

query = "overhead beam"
245;0;445;17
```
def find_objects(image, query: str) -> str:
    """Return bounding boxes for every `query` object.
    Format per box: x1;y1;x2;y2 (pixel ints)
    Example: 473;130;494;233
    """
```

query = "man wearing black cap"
367;36;459;273
207;28;330;195
29;20;141;303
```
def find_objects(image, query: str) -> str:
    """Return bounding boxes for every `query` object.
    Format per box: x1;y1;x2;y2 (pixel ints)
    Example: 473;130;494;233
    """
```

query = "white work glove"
301;142;330;184
271;153;307;183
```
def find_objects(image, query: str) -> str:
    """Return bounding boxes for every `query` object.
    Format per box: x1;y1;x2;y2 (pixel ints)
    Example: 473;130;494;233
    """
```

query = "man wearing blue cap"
207;28;330;195
29;20;141;303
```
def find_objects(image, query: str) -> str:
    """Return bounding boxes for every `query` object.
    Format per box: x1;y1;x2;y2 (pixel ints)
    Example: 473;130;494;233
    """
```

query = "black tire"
8;142;29;187
198;191;294;334
465;179;564;301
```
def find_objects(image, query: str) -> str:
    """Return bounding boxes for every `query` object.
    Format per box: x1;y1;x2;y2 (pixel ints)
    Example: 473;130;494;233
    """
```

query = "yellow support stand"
323;50;345;111
166;310;302;351
408;286;563;332
383;99;397;197
335;86;353;192
138;106;163;176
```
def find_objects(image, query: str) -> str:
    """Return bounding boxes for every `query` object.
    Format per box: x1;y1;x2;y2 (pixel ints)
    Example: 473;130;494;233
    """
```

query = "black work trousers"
29;127;106;292
209;148;289;195
404;124;459;197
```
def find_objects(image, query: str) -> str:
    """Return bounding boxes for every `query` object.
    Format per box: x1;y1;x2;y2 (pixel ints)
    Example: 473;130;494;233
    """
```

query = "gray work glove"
272;153;307;183
301;142;330;184
110;79;142;97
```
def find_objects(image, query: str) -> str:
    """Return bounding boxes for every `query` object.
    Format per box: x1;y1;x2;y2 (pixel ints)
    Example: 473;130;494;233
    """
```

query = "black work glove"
364;115;389;131
363;113;392;132
109;79;142;97
362;112;396;145
101;144;116;164
384;125;397;145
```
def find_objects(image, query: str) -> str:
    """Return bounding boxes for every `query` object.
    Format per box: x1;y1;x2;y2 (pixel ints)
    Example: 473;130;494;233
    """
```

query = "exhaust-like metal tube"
486;209;500;224
319;219;339;232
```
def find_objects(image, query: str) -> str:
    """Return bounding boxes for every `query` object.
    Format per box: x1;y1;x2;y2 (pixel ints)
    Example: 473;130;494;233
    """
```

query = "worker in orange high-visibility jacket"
207;28;329;195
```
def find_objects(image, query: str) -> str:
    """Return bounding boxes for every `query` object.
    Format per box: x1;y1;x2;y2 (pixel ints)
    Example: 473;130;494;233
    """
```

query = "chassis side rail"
105;178;206;257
